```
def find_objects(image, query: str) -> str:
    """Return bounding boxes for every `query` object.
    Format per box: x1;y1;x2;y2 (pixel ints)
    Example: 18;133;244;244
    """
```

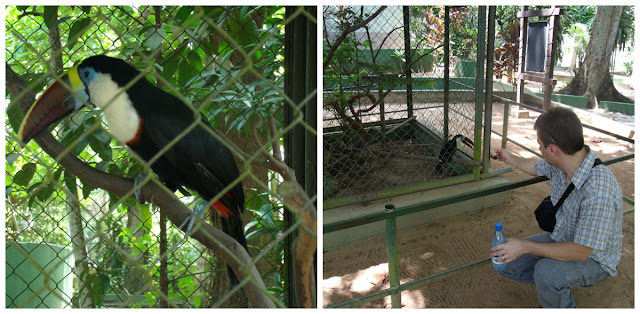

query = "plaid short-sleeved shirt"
535;146;623;276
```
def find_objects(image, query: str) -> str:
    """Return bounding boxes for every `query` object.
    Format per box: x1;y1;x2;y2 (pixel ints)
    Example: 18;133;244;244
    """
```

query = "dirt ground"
322;104;635;308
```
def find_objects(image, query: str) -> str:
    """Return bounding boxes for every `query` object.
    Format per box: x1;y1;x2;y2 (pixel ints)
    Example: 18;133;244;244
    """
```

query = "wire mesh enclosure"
6;5;316;308
323;6;482;204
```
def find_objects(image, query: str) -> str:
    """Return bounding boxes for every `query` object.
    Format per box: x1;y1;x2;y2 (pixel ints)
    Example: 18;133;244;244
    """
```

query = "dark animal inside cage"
435;134;474;174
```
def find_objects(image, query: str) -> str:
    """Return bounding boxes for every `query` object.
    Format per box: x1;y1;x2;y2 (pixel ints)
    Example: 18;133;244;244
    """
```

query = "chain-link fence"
323;6;481;203
6;5;316;308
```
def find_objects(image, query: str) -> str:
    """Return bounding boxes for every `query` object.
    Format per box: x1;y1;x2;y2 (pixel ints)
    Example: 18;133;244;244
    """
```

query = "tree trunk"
123;205;148;293
46;7;63;72
568;49;577;74
65;184;95;308
557;6;631;108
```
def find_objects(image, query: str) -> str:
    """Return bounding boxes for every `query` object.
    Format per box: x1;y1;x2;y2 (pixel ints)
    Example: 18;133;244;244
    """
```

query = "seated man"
491;107;623;308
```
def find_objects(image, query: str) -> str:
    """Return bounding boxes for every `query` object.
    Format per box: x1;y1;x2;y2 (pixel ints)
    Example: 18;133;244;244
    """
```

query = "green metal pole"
482;6;495;174
283;7;317;307
384;204;401;308
502;101;510;148
403;6;413;119
491;129;542;158
473;6;487;179
443;6;450;142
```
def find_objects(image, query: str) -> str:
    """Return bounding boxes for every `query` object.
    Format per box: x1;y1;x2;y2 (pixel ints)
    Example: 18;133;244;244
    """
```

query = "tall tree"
558;6;632;108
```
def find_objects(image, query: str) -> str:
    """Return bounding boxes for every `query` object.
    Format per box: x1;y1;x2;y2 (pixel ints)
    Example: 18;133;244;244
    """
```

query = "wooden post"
543;6;561;111
516;6;563;113
515;6;529;118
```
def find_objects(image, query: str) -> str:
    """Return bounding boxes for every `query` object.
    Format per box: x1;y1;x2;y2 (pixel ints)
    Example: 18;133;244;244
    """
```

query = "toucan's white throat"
87;73;140;144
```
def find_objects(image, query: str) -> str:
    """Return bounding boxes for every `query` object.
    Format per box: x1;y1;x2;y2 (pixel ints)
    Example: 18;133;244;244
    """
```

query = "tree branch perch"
251;114;317;308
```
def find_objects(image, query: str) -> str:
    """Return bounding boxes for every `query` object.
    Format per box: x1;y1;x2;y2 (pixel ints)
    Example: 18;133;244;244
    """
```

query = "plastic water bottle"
491;222;507;270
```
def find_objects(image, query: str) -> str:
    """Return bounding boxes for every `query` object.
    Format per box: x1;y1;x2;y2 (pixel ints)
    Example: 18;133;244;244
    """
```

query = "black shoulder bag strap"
555;158;604;210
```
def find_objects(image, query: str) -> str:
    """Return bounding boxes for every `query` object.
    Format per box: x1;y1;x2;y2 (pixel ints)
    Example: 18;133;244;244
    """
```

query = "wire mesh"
6;5;316;308
323;6;480;202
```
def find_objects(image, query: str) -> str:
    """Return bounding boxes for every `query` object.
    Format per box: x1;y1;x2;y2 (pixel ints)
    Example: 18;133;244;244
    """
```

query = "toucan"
435;134;474;174
20;55;247;285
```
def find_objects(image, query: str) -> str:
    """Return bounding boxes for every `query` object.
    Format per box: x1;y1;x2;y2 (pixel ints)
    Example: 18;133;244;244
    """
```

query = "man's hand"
495;148;514;164
494;148;539;176
490;238;593;263
490;238;527;264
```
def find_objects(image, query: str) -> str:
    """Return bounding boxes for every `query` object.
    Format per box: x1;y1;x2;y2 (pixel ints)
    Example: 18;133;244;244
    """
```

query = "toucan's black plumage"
21;55;246;285
436;134;474;174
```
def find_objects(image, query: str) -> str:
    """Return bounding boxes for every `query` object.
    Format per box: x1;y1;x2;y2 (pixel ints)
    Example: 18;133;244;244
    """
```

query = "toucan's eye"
82;70;90;78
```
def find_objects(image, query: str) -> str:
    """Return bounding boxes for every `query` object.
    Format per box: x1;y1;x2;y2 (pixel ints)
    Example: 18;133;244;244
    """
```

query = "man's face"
537;131;555;165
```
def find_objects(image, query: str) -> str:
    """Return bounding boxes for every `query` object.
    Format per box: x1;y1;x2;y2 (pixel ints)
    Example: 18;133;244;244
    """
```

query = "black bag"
535;158;603;232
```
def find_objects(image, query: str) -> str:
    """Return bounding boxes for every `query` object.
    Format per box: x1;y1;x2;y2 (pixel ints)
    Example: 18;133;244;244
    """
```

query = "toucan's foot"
134;174;147;204
179;200;207;238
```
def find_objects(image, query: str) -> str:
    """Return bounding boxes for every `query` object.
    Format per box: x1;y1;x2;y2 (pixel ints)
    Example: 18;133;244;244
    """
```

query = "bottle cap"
495;222;503;231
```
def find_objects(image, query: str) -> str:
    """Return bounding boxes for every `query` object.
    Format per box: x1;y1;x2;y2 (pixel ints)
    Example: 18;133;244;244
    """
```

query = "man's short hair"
534;107;584;155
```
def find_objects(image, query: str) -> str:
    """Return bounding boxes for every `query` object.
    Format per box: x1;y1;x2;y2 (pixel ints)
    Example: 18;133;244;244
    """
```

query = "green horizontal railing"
330;202;635;309
324;152;634;235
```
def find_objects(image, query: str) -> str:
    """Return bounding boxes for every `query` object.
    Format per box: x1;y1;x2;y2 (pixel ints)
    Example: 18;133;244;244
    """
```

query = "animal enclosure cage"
323;6;487;205
6;6;316;308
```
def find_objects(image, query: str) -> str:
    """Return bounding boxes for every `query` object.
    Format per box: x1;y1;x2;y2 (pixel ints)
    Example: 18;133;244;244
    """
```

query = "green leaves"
63;170;78;195
14;163;37;186
6;153;20;166
161;44;186;82
87;272;111;307
43;6;58;29
87;128;113;161
178;49;203;86
42;6;93;52
144;26;166;51
32;182;56;203
245;191;282;240
218;7;266;64
227;9;260;59
174;6;194;22
67;18;91;50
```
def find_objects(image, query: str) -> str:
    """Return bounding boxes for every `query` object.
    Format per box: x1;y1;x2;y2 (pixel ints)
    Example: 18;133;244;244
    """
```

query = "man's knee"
533;258;566;290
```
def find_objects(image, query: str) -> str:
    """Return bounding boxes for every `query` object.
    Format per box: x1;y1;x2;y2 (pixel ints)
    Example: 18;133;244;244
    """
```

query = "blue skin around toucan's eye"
74;66;94;110
78;66;97;84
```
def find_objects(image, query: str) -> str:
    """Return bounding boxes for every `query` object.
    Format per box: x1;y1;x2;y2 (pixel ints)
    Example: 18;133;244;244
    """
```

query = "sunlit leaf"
6;153;20;166
14;163;37;186
146;27;166;51
43;6;57;29
63;171;77;195
67;17;91;50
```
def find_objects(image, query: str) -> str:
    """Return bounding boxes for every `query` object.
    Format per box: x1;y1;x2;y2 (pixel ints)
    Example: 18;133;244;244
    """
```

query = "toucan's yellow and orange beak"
21;66;88;144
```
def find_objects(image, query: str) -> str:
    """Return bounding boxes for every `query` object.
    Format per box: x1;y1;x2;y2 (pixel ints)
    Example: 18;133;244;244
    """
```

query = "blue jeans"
496;232;609;308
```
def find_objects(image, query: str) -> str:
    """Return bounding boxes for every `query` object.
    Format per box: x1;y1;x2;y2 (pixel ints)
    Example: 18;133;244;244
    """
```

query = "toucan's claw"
134;174;146;204
179;200;206;239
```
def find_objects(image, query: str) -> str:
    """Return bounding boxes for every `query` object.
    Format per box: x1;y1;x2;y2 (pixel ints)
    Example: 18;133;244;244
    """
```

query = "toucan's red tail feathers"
212;201;234;218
